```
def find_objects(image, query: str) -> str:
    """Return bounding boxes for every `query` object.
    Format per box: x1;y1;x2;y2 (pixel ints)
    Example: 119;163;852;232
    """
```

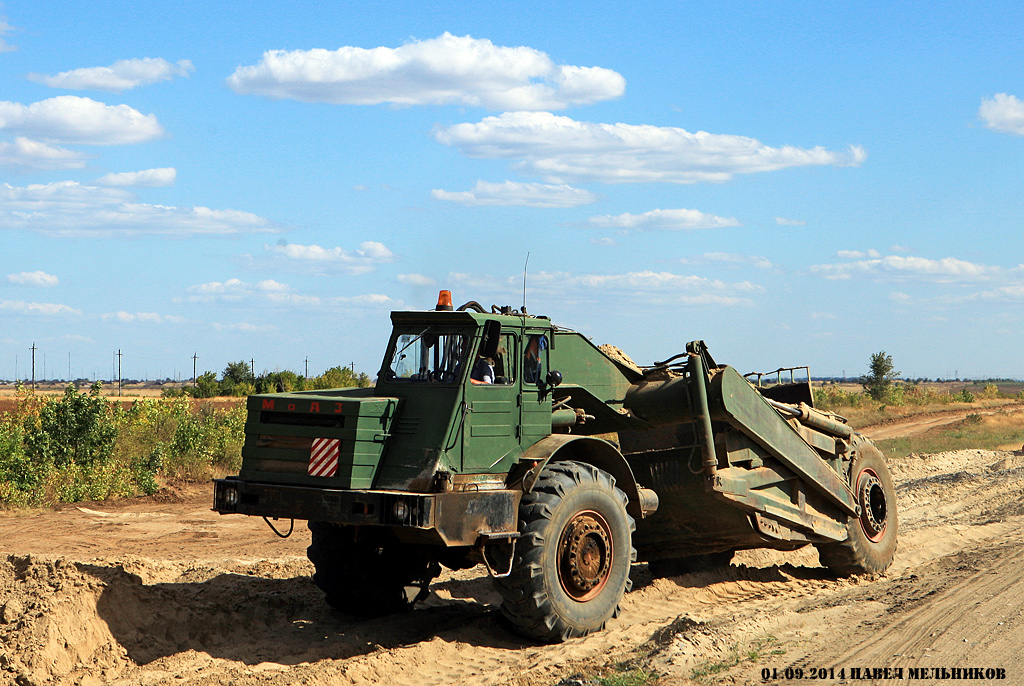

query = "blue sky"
1;1;1022;383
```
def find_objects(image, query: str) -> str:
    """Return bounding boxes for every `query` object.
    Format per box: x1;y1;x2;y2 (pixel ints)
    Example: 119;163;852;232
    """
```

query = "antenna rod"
522;252;530;312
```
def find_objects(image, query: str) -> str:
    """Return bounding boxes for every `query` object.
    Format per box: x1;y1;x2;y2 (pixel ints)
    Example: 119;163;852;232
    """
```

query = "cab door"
462;332;520;472
520;330;553;448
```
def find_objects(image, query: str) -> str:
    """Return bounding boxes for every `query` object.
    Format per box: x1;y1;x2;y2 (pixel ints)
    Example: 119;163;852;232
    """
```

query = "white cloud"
0;299;79;316
0;181;278;237
691;252;775;269
192;278;245;295
0;96;164;144
213;321;275;333
0;137;89;171
7;270;59;287
434;111;866;184
96;167;176;187
775;216;806;226
100;311;185;324
185;279;393;309
29;58;194;92
529;270;760;306
186;278;321;306
432;180;598;208
450;269;760;307
266;240;395;274
527;270;760;292
256;279;289;292
335;293;399;307
398;273;435;286
811;254;997;282
227;33;624;110
836;249;881;259
958;280;1024;303
979;93;1024;135
590;237;616;246
0;17;16;53
586;208;739;232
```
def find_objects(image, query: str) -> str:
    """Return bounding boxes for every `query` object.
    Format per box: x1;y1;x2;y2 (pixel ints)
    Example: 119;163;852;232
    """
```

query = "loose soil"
858;407;1011;441
4;445;1024;684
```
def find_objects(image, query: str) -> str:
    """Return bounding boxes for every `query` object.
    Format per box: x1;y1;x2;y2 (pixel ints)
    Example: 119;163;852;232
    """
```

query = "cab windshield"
384;328;469;383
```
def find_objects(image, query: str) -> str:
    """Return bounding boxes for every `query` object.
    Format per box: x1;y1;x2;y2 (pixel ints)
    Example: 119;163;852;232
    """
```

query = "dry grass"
878;407;1024;459
840;398;1018;429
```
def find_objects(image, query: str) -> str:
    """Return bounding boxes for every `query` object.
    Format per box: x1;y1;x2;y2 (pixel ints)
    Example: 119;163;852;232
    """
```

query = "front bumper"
213;478;520;547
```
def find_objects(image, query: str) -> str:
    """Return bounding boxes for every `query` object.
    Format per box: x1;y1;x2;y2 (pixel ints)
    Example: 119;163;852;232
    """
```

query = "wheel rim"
557;510;614;602
857;468;887;542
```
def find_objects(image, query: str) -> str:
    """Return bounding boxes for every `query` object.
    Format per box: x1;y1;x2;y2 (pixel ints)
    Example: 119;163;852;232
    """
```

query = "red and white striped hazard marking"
308;437;340;477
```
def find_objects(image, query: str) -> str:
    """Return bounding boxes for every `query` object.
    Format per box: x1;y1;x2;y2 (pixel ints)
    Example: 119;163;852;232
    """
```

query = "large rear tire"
815;440;898;576
495;460;635;642
307;522;440;616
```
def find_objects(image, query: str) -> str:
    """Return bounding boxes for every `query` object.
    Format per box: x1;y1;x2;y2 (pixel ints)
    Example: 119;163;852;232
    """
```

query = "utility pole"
117;349;123;397
305;357;309;378
30;343;36;390
192;353;198;386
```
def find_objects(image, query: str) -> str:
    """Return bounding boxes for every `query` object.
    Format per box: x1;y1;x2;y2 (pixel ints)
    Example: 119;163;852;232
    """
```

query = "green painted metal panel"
710;366;856;515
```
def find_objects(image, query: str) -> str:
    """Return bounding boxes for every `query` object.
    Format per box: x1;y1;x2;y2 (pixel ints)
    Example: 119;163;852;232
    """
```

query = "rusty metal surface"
213;479;519;547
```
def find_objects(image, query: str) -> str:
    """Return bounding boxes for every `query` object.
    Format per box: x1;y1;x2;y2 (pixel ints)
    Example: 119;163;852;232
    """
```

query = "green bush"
953;388;975;403
980;384;1002;399
309;366;371;390
813;384;866;411
0;387;246;507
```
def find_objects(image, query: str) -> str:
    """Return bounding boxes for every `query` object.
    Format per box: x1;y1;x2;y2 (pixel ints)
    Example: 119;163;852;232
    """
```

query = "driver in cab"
470;355;496;385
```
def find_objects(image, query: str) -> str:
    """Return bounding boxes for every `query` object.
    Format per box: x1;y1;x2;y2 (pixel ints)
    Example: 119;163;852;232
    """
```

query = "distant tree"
310;366;371;390
219;361;256;396
193;371;220;398
256;370;302;394
222;361;254;386
862;351;900;401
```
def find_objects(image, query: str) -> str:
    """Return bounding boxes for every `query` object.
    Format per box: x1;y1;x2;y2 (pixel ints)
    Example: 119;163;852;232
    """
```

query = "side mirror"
546;370;563;387
480;319;501;359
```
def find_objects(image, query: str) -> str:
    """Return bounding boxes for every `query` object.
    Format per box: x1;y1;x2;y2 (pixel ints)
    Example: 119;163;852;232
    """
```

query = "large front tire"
496;460;636;642
307;522;440;617
815;440;898;576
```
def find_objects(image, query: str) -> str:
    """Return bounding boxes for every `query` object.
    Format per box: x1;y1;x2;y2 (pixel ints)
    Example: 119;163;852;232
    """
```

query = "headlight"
392;499;408;521
224;486;239;507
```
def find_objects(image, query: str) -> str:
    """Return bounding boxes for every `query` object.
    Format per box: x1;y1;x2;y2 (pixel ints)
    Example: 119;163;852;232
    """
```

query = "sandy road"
3;446;1024;685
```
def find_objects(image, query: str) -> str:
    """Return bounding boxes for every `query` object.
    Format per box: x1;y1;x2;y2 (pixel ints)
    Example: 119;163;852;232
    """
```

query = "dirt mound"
0;555;319;685
3;448;1024;685
597;344;641;372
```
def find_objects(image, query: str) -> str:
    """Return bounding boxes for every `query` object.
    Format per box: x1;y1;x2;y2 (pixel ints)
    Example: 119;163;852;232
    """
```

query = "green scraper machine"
214;291;896;642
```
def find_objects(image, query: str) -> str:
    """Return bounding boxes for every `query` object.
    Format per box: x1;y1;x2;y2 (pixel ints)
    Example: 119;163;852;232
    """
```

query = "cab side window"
524;334;547;385
471;333;517;385
495;333;516;383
